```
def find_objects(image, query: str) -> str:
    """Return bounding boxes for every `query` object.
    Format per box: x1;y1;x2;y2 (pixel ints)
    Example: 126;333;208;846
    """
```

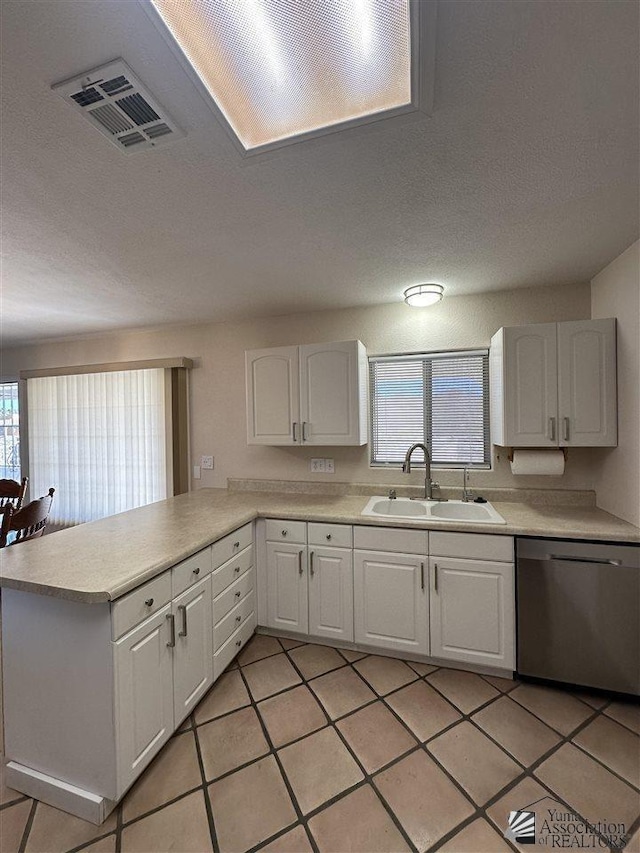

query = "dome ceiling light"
403;283;444;307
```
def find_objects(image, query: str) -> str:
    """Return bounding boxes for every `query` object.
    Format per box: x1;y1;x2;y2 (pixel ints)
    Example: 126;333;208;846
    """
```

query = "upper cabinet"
246;340;368;445
491;319;617;448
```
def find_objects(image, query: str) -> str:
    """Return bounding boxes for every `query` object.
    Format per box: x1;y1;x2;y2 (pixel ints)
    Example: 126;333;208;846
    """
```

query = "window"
22;359;191;528
369;350;490;467
0;382;21;480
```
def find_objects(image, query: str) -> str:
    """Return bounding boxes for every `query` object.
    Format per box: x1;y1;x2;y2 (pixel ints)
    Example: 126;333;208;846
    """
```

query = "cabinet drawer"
308;522;352;548
213;567;255;625
212;545;253;597
111;571;172;640
172;546;213;599
214;591;256;649
353;525;428;555
213;611;257;679
429;532;513;562
265;519;307;544
211;523;253;571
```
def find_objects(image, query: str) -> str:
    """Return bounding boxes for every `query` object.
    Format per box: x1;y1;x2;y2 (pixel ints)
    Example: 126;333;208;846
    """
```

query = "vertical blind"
370;350;490;466
28;369;167;526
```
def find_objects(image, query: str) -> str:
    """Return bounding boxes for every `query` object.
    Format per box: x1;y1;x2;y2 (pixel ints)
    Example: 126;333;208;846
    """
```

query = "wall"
1;282;596;494
591;241;640;526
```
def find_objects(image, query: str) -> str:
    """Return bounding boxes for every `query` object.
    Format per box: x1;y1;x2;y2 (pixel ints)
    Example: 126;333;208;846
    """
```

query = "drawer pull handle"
282;529;288;537
235;590;242;598
234;566;241;573
166;613;176;648
233;541;240;549
236;615;242;622
298;549;304;574
145;598;154;607
326;534;332;540
178;604;188;637
193;567;200;575
236;639;242;647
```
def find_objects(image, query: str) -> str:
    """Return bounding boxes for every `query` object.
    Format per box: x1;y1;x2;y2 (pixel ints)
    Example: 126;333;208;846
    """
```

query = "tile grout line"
17;798;37;853
191;708;222;853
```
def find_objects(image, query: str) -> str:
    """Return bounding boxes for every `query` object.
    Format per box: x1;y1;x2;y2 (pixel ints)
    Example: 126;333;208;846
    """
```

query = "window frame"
368;348;491;470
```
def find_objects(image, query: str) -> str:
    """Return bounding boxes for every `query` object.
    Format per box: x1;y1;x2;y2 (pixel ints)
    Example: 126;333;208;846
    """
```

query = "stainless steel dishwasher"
517;538;640;695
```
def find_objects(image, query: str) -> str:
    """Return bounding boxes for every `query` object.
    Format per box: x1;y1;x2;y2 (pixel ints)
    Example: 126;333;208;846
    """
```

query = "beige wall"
2;282;597;494
591;241;640;526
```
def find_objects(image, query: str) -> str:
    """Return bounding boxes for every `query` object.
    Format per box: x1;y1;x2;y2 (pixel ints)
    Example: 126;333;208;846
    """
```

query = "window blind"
27;369;167;526
370;350;490;467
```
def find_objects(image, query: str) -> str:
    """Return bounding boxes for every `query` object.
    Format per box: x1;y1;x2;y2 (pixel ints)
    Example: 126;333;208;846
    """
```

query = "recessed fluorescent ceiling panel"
150;0;412;150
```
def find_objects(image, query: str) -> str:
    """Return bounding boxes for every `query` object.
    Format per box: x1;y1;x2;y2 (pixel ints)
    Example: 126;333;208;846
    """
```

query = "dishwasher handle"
548;554;622;566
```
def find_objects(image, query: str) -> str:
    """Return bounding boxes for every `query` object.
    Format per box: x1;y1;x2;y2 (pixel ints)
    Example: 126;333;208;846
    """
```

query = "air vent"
52;59;184;155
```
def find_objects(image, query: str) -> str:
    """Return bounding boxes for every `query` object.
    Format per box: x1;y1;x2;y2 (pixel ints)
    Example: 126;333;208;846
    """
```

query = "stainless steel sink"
361;496;506;524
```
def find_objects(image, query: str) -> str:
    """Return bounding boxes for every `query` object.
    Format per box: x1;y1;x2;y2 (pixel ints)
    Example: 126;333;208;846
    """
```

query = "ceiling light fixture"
403;283;444;307
147;0;423;153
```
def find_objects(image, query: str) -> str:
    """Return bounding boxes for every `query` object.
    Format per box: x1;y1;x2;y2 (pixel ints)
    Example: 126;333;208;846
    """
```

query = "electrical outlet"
310;458;326;473
324;458;335;474
193;465;201;480
201;455;214;470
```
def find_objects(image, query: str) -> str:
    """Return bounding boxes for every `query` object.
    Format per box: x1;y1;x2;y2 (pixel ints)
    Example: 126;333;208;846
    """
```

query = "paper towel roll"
510;450;565;476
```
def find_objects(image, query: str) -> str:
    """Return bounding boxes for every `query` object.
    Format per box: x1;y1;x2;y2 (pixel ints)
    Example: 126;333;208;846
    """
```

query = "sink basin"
361;496;506;525
369;499;427;517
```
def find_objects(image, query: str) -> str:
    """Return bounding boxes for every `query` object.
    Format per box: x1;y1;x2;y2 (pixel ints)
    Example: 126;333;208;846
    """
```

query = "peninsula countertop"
1;488;638;603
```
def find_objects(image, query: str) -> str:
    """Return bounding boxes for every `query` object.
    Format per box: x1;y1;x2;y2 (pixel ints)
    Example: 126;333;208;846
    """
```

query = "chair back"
0;477;28;511
0;488;55;547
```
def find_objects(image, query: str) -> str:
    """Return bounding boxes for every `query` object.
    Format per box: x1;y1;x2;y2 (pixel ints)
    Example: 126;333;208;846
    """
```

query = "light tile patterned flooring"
2;633;639;853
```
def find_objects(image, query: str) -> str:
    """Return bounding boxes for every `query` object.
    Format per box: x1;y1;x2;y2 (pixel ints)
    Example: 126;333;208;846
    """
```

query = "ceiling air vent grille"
52;59;184;155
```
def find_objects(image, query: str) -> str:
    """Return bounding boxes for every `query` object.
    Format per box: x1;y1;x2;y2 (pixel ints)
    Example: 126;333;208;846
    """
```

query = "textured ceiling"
1;0;638;346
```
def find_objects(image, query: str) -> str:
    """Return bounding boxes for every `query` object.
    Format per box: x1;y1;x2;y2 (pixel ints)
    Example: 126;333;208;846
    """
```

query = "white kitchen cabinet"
172;575;213;725
429;556;515;670
266;540;309;635
557;319;617;446
491;319;617;447
353;550;428;655
114;605;175;795
246;340;367;445
308;546;353;643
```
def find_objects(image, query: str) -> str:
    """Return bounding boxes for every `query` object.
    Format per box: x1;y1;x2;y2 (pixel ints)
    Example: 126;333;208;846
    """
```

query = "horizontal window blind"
370;350;490;467
28;369;167;527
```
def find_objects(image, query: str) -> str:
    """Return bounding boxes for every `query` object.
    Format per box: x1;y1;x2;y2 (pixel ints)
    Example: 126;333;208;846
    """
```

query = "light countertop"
1;488;638;603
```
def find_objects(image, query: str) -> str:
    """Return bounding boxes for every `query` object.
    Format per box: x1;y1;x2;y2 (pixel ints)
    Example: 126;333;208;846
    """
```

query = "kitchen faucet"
402;443;441;500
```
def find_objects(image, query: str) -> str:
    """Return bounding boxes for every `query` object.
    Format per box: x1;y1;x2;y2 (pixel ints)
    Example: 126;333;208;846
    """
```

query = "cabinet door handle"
548;417;556;441
166;613;176;648
302;421;308;441
178;604;188;637
420;561;424;591
292;422;298;442
434;563;438;592
310;551;315;576
298;550;304;575
563;417;570;441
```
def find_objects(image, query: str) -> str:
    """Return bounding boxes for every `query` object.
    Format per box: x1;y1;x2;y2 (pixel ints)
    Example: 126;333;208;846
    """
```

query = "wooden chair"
0;488;55;547
0;477;28;512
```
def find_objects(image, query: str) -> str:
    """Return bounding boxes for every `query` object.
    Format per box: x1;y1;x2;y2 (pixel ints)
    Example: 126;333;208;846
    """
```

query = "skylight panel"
149;0;413;151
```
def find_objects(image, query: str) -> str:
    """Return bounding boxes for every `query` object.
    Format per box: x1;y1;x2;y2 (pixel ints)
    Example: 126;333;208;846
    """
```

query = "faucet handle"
388;489;397;500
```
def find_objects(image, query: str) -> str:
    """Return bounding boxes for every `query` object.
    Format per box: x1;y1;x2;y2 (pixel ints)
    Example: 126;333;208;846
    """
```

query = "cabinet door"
557;319;617;447
266;542;308;635
299;341;366;445
503;324;558;446
173;575;213;725
246;347;299;445
429;557;514;670
114;605;174;795
353;550;428;654
308;546;353;642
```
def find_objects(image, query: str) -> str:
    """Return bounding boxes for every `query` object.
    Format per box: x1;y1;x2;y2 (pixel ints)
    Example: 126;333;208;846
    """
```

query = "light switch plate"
325;458;335;474
310;458;326;473
193;465;201;480
201;456;214;470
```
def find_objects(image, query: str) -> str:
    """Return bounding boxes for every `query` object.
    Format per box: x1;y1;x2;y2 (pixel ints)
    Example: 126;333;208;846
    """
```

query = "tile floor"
2;632;639;853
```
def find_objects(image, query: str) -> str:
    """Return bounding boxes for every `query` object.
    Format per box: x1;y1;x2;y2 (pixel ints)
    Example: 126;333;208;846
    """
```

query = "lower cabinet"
266;541;309;635
353;550;428;655
309;546;354;643
172;575;213;724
